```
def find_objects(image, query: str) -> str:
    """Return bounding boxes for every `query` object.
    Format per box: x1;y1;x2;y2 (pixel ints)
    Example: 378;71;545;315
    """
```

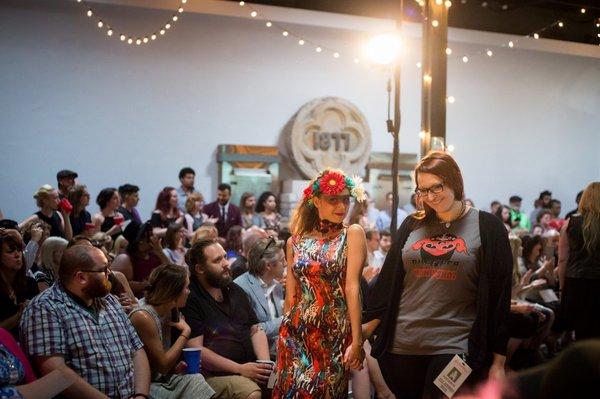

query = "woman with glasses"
363;151;513;399
0;229;38;338
273;169;367;398
234;237;285;359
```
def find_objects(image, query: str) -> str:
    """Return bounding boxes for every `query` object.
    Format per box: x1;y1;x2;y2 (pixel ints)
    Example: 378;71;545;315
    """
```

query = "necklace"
439;200;467;228
318;219;344;235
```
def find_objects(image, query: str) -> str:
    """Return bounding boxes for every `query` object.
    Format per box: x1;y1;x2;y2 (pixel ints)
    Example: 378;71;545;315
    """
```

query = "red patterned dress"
273;230;351;398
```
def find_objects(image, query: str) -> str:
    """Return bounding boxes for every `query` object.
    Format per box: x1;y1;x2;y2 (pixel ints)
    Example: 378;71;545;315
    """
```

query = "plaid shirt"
20;283;143;398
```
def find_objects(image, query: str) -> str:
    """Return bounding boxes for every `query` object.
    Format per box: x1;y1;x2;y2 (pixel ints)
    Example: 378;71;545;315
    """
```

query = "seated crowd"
0;167;596;398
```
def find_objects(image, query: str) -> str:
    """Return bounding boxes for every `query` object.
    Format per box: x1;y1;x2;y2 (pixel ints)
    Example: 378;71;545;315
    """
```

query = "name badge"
433;354;472;398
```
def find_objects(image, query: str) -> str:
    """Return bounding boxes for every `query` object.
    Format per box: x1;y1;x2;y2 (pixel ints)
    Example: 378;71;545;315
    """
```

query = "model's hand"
343;343;364;370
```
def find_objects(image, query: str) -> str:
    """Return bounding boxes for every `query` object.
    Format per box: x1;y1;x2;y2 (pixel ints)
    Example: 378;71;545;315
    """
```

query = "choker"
318;219;344;235
439;200;467;229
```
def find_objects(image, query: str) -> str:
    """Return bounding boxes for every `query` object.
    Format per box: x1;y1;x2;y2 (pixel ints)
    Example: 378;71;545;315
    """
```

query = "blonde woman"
558;182;600;339
19;185;72;241
34;237;68;291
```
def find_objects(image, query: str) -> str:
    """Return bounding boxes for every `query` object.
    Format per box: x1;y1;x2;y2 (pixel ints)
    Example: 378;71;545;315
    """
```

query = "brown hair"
67;184;88;215
58;245;100;284
247;237;284;276
184;192;204;215
0;229;27;299
239;192;256;212
413;151;464;222
579;182;600;254
145;264;188;306
185;238;218;270
164;222;184;250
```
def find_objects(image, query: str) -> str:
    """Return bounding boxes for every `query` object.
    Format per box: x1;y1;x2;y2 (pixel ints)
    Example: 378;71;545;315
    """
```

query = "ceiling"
234;0;600;46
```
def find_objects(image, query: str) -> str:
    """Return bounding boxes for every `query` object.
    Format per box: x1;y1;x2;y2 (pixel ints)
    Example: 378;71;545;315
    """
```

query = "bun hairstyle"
144;264;188;306
413;151;464;222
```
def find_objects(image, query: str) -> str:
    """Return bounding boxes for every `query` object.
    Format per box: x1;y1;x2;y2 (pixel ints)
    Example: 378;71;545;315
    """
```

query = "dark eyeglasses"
259;237;276;259
415;183;444;197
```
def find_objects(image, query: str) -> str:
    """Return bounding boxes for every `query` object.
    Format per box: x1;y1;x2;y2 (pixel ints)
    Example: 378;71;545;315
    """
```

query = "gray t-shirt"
391;207;481;355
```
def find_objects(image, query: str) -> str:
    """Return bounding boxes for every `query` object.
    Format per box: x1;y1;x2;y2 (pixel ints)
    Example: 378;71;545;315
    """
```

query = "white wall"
1;0;598;222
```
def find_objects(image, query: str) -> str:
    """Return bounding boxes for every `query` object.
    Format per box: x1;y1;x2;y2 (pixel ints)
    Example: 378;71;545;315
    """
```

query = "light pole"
365;25;403;235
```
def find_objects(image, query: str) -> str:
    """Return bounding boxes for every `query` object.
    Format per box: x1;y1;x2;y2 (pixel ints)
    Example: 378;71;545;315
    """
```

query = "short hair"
414;151;464;223
550;199;561;207
33;185;55;208
539;190;552;200
379;229;391;238
96;188;118;210
365;229;379;240
179;167;195;180
118;184;139;198
59;245;102;284
247;237;284;276
40;236;68;270
218;183;231;192
242;226;268;254
185;192;204;214
509;196;522;203
185;239;218;269
145;264;188;306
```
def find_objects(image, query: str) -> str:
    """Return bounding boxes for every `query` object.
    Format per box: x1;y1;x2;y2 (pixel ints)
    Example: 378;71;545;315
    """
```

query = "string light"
462;56;469;62
282;30;289;36
447;96;456;103
75;0;186;46
445;1;452;8
432;20;439;27
446;48;452;55
239;1;245;6
298;39;305;45
265;21;272;27
558;21;564;28
333;52;340;58
447;144;455;152
533;33;540;39
250;11;258;17
486;49;493;57
508;41;514;48
580;8;586;14
316;47;322;53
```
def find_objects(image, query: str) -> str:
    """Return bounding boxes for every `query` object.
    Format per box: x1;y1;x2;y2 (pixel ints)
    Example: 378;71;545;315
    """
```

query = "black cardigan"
364;210;512;372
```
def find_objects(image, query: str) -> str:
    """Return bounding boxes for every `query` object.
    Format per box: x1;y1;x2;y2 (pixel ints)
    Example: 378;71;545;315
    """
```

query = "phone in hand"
171;308;180;323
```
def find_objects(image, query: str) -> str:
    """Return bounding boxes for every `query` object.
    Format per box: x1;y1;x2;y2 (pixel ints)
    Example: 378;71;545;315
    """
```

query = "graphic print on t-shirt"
409;233;470;281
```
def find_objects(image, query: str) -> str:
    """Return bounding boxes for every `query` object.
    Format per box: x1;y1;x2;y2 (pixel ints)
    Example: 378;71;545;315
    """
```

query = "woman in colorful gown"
274;169;367;398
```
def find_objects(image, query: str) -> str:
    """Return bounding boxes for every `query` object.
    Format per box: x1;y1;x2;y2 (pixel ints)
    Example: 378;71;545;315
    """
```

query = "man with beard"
182;239;271;399
20;245;151;399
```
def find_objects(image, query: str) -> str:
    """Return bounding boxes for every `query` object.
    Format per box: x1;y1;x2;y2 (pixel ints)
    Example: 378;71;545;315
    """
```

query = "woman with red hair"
364;151;513;399
151;187;183;238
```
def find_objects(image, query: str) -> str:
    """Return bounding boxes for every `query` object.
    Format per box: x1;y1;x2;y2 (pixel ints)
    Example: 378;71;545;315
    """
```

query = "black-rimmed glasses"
415;183;444;198
79;265;111;275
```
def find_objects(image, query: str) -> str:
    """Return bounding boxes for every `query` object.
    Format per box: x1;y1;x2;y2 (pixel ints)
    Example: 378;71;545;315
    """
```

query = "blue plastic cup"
182;348;201;374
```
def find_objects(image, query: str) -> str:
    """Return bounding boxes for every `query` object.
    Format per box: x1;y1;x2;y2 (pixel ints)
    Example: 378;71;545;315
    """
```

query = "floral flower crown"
302;169;367;205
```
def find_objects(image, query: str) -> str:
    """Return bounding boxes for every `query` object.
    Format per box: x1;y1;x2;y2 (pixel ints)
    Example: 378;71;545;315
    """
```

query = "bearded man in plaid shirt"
21;245;150;399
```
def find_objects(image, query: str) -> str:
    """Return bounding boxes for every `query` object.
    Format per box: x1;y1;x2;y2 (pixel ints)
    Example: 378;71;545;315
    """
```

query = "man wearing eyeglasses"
21;245;151;399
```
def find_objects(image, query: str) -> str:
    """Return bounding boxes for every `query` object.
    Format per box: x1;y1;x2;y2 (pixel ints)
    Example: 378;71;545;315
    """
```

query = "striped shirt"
20;283;143;398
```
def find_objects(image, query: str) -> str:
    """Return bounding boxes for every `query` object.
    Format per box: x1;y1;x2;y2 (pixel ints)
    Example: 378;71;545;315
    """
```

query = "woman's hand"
343;342;365;371
150;235;163;253
169;314;192;337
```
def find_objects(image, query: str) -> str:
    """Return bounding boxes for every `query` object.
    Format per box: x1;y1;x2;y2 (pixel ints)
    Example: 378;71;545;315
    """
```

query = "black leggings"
378;352;483;399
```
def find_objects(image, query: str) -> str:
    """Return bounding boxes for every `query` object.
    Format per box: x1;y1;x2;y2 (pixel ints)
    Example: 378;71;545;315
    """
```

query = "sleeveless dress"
274;229;351;398
128;300;215;399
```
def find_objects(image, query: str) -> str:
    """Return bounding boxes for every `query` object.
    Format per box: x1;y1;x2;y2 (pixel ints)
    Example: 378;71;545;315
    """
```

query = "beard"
83;277;112;299
204;268;232;289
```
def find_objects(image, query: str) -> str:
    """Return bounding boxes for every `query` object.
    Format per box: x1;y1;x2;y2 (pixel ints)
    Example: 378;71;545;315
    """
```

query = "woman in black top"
67;184;92;236
151;187;182;238
19;185;72;241
92;188;124;241
363;151;512;399
0;229;38;338
558;182;600;340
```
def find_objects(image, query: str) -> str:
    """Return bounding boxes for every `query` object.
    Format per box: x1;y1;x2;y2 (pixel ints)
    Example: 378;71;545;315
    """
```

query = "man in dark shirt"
118;184;142;224
182;239;272;399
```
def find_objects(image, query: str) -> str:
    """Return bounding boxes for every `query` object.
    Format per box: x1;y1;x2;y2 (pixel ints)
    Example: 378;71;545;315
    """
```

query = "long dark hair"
521;235;542;267
413;151;464;223
494;204;512;224
154;187;180;220
0;229;28;299
255;191;277;214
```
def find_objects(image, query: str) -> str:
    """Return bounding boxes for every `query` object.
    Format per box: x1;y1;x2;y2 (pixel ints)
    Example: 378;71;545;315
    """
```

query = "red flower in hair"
303;185;313;200
319;172;346;195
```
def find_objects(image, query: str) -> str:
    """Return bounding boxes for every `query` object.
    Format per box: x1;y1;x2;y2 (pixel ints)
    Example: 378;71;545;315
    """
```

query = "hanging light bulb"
282;31;289;36
120;34;126;41
239;1;245;6
462;56;469;63
266;21;272;27
508;41;514;48
445;48;452;55
160;29;166;35
486;49;493;57
558;21;564;28
107;29;113;36
445;1;452;7
87;9;93;17
298;39;305;45
580;8;586;14
250;11;257;17
97;20;103;28
136;38;141;45
432;20;439;27
172;15;178;21
316;47;322;53
533;33;540;39
165;23;171;29
447;96;456;103
127;38;133;44
178;7;184;13
143;37;149;43
333;52;340;58
151;34;157;40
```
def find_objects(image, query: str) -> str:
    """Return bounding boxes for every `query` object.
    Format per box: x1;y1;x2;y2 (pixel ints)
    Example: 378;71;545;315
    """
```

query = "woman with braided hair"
273;169;367;398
